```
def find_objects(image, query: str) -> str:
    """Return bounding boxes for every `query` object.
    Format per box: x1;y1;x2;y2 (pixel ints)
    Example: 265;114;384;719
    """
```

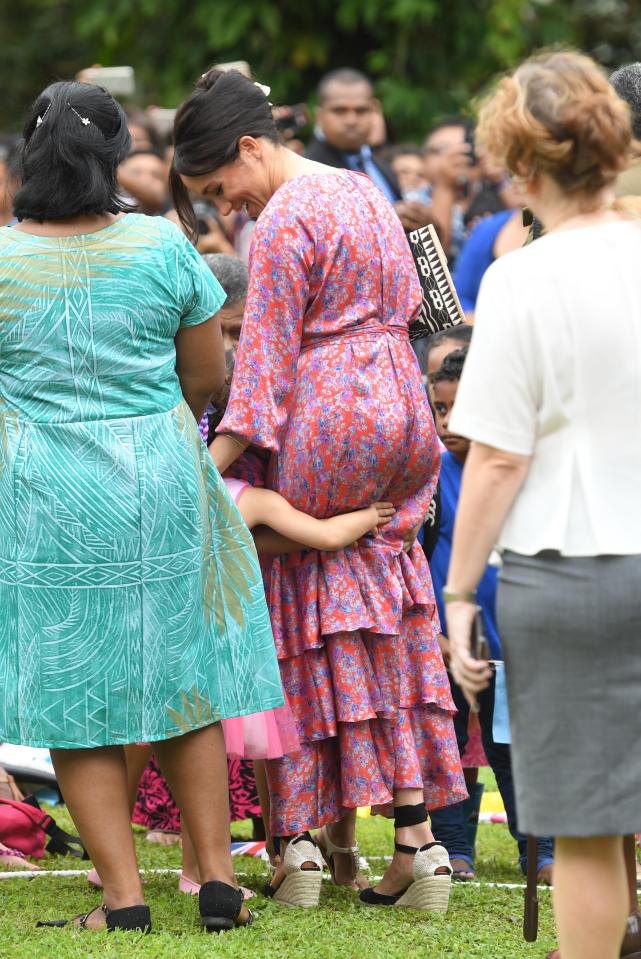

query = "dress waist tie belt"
299;323;409;354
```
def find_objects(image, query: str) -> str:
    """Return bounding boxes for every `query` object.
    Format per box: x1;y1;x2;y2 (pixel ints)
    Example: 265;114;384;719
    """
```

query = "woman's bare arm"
175;315;226;421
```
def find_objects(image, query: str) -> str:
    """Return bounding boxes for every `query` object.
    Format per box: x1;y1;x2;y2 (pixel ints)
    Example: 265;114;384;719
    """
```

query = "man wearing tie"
306;68;434;232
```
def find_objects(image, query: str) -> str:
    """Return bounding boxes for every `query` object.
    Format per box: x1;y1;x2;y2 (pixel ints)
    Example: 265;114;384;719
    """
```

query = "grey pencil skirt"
497;549;641;838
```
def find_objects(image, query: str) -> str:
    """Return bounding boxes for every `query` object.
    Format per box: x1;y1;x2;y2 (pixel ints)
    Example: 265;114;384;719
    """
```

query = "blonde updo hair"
477;49;632;194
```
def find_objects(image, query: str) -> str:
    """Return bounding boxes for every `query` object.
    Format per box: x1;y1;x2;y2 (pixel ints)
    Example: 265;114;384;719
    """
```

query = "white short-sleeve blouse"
449;220;641;557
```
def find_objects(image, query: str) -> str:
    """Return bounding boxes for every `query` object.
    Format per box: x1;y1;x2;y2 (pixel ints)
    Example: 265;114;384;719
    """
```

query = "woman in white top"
444;50;641;959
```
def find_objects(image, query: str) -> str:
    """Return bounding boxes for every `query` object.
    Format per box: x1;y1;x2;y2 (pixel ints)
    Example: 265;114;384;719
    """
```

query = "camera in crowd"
273;103;310;139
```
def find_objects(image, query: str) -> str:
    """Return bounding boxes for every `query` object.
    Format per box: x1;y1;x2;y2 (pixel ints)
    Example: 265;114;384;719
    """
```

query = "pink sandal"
178;873;200;895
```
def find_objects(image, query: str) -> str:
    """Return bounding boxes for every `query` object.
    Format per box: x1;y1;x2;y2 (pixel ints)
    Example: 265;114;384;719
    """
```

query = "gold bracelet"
443;589;477;605
227;433;248;449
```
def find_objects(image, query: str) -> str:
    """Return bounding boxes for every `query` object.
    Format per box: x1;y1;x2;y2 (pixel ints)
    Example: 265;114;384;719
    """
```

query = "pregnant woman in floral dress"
172;68;466;911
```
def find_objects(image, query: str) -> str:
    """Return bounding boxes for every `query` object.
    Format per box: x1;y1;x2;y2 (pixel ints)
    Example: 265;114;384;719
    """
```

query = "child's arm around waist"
236;487;394;552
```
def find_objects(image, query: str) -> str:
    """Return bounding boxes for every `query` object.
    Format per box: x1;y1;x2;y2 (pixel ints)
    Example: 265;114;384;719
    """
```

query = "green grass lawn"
0;772;557;958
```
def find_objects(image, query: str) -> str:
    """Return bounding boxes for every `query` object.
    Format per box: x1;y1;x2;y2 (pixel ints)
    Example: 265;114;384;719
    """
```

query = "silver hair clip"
36;103;51;127
68;102;91;126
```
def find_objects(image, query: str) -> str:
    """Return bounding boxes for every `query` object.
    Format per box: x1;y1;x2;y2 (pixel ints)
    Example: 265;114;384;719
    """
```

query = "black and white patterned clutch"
407;224;464;341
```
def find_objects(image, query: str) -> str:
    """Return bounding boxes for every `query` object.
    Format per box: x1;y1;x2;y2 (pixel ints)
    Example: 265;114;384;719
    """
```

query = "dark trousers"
430;672;554;872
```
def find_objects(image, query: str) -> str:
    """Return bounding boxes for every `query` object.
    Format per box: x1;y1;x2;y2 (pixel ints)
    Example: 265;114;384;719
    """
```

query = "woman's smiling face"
179;136;273;220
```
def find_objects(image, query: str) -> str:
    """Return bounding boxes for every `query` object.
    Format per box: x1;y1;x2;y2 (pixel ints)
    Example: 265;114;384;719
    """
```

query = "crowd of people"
1;47;641;959
0;64;532;291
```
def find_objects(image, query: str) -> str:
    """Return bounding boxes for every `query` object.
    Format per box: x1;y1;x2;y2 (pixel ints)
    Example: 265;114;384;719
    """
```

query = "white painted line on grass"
0;867;182;880
0;867;552;891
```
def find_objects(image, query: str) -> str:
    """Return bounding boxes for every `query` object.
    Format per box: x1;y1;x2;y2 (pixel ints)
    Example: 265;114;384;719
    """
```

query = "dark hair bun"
195;68;227;93
173;69;276;178
170;68;279;238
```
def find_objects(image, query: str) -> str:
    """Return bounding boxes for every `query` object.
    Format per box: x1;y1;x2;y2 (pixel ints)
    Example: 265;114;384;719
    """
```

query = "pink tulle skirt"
222;702;301;760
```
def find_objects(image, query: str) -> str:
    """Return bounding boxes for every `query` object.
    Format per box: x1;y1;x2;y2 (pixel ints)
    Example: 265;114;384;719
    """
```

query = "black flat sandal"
199;880;254;933
37;902;151;933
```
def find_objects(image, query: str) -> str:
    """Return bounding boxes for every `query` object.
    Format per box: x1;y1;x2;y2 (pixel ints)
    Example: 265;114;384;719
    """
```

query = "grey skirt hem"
498;550;641;838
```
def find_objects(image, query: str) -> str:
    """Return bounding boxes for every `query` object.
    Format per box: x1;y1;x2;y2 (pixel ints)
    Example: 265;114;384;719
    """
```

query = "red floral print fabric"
219;171;467;833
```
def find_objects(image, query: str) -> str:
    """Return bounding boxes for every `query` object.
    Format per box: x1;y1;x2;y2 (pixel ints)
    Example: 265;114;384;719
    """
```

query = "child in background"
413;320;473;385
425;325;473;381
179;409;395;890
90;388;395;897
427;349;554;883
419;325;473;561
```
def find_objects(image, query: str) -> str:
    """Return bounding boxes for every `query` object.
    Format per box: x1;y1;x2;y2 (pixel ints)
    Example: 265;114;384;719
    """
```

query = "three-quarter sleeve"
449;258;540;456
162;222;226;328
218;200;315;453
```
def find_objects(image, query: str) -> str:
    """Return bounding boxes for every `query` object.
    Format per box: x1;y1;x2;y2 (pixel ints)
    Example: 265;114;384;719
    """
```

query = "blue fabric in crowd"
430;450;503;660
492;662;512;744
453;209;513;313
344;145;398;204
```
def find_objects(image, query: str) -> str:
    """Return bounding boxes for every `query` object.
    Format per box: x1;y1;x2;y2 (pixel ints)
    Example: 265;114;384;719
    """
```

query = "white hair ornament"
35;103;51;127
68;103;91;126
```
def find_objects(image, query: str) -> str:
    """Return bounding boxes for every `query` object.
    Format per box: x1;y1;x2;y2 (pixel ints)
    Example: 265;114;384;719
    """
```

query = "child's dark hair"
13;80;131;222
425;324;473;358
429;348;468;386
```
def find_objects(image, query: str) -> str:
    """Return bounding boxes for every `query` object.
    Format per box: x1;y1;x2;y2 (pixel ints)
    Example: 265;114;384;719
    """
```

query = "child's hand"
402;522;422;552
370;501;395;532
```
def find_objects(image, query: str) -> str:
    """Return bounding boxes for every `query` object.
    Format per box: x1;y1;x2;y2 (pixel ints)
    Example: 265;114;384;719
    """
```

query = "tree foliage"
2;0;641;139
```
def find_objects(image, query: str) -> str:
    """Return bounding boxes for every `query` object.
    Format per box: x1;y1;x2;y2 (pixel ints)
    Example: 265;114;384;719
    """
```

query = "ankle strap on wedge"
395;839;443;856
394;802;428;829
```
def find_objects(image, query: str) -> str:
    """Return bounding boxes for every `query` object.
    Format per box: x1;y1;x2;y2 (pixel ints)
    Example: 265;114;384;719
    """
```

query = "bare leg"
323;807;357;848
181;824;199;882
554;836;627;959
51;746;144;929
372;788;442;896
153;725;237;889
315;808;368;889
624;834;639;914
253;760;278;864
123;743;153;814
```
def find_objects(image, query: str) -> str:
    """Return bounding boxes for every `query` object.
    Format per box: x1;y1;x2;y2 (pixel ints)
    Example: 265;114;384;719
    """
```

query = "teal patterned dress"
0;213;283;749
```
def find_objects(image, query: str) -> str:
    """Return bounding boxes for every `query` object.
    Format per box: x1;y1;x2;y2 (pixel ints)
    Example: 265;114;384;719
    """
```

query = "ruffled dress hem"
264;541;468;835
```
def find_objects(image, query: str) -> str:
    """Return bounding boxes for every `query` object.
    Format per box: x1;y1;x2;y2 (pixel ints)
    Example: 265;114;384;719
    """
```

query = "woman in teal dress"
0;80;280;933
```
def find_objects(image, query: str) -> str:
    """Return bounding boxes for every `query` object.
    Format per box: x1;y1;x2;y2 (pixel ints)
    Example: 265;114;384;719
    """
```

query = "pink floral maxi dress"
219;171;467;834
